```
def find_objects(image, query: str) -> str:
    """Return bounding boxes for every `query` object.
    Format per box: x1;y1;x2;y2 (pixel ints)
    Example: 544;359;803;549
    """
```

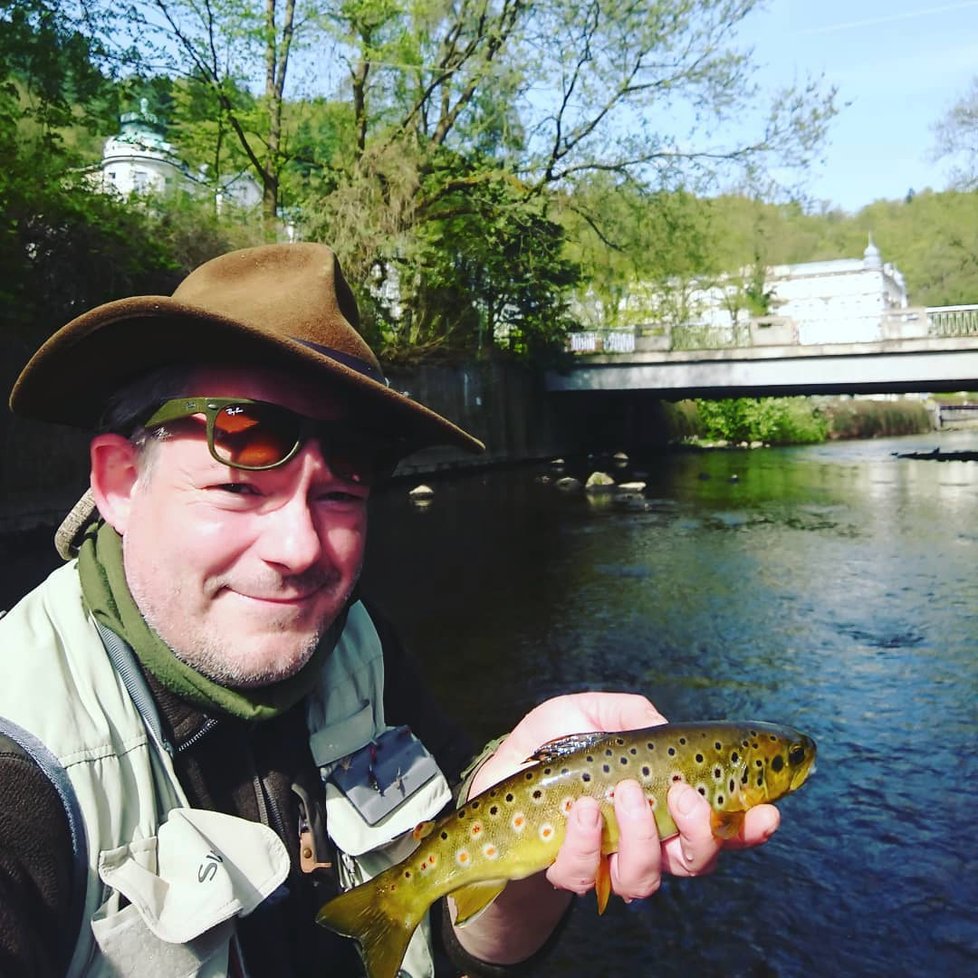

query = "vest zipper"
175;716;220;753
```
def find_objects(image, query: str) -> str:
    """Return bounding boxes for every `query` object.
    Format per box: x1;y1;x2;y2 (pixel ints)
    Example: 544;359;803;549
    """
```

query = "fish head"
740;723;817;805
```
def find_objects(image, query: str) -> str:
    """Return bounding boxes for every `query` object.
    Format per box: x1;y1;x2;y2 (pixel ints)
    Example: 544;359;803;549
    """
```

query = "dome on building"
863;233;882;270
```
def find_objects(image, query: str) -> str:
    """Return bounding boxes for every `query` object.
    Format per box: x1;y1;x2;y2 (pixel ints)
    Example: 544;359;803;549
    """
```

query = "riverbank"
0;385;941;537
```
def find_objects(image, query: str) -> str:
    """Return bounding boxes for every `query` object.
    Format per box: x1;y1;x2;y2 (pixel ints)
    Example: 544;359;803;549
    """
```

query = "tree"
931;75;978;190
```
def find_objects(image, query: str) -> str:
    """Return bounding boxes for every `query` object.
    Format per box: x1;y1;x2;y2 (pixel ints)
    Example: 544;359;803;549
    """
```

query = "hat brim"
10;295;485;455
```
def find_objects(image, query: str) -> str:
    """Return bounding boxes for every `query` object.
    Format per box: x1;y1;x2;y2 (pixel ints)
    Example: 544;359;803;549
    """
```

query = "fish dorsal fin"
451;879;509;926
527;731;607;764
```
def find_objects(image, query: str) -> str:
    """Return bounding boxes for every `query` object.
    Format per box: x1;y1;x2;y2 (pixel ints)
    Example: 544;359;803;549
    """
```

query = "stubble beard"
129;566;357;689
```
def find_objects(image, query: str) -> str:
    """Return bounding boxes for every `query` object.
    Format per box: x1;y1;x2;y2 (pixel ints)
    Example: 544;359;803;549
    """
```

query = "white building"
573;237;910;348
765;238;908;344
96;100;262;211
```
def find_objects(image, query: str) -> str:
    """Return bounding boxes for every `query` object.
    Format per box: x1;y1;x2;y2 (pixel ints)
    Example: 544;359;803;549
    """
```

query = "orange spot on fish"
456;850;470;865
482;844;498;860
512;813;526;832
540;824;554;841
470;822;483;838
412;820;435;841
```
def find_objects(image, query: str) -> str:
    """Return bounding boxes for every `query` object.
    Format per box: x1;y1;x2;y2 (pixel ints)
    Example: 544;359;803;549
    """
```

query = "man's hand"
453;692;781;965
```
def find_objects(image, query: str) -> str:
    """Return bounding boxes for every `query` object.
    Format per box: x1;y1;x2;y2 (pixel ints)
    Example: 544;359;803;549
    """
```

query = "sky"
738;0;978;212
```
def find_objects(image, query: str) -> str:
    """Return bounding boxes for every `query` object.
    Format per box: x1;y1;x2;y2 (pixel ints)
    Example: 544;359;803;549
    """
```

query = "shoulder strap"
0;716;89;974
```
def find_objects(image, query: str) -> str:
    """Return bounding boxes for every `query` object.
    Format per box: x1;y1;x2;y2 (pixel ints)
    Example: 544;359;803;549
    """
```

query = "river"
2;429;976;976
361;429;978;978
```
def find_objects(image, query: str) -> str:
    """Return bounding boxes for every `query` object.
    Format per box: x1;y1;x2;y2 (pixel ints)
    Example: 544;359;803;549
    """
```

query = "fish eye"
789;745;807;766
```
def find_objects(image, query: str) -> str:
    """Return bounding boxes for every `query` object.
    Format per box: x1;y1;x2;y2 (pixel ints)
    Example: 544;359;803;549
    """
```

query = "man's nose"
256;492;324;572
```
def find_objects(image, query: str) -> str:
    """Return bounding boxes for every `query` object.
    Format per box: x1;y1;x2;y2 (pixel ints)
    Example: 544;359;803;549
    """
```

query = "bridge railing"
927;305;978;337
566;306;978;354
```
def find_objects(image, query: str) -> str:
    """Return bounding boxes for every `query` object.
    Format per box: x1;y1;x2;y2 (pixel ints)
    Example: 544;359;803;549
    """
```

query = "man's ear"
90;434;141;535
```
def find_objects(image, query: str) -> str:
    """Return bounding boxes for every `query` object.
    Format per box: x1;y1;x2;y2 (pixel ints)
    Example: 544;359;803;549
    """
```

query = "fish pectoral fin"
710;809;746;840
527;731;608;764
451;879;509;926
594;855;612;916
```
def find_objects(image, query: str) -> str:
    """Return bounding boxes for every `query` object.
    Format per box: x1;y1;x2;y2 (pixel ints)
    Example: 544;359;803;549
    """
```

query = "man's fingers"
608;780;662;900
661;783;721;877
545;798;603;894
722;803;781;850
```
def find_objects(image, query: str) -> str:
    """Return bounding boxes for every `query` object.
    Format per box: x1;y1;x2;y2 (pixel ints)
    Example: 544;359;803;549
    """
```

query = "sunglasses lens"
211;403;299;468
320;428;397;484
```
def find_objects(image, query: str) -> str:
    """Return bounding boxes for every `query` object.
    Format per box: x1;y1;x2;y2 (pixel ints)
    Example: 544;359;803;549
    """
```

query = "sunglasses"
141;397;401;483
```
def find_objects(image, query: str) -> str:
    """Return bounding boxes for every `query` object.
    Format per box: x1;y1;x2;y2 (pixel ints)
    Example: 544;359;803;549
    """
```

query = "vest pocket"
91;808;290;976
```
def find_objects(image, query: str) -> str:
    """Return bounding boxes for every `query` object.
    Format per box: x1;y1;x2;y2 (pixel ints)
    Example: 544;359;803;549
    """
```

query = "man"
0;243;778;977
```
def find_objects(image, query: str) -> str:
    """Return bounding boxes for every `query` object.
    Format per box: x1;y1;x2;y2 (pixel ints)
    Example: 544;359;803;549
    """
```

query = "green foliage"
695;397;828;446
822;399;932;440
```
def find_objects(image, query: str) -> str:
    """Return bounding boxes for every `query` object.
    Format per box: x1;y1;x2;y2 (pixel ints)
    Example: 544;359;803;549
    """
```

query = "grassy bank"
667;396;934;447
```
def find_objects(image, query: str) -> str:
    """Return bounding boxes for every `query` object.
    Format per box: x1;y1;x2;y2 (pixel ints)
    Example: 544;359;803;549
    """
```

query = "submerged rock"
585;471;617;492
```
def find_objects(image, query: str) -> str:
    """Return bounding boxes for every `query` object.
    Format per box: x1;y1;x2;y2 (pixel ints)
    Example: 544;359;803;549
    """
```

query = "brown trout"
317;721;816;978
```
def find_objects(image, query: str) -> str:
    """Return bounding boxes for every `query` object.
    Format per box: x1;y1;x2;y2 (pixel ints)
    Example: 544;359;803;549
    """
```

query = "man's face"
118;366;370;688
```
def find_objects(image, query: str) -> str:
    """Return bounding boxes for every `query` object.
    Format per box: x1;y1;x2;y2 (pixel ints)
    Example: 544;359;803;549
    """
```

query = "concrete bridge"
545;306;978;399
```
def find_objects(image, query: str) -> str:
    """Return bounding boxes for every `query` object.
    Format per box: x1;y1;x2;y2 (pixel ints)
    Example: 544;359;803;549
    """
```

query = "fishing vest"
0;562;451;978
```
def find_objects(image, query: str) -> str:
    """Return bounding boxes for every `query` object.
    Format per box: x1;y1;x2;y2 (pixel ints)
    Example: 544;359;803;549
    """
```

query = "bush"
693;397;828;445
823;398;932;439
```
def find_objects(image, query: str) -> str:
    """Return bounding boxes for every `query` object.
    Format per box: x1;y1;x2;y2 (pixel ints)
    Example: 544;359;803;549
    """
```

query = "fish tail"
317;878;421;978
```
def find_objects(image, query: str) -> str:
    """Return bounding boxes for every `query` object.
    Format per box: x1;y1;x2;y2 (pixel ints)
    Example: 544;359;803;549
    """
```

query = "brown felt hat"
10;242;484;455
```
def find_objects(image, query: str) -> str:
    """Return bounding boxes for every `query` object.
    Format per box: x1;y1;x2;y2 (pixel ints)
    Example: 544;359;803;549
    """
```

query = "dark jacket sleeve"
0;742;77;978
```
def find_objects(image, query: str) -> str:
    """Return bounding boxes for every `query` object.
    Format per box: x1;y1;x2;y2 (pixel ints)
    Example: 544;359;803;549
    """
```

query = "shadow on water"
362;430;978;978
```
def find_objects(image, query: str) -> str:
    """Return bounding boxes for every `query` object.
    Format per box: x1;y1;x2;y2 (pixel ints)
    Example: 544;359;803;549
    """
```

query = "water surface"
363;429;978;978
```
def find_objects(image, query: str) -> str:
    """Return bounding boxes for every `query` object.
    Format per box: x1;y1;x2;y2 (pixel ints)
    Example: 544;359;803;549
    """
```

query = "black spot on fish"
620;756;629;765
714;767;722;780
586;755;594;763
641;766;651;777
729;778;736;794
755;759;763;768
717;794;724;805
715;742;723;751
458;810;466;819
505;793;514;803
532;789;543;800
471;800;480;809
757;775;764;787
489;806;499;816
544;768;552;776
582;772;592;783
647;742;656;751
561;767;569;775
698;787;707;796
404;870;412;878
440;832;448;840
605;748;614;757
602;764;611;774
614;737;625;747
741;770;749;785
525;771;535;780
695;753;704;764
771;755;785;773
679;737;687;745
629;747;638;755
668;747;677;756
731;751;739;763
